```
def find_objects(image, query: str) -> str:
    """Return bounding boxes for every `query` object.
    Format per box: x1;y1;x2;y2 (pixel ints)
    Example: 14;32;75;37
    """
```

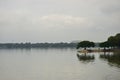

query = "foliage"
115;33;120;47
99;33;120;48
76;41;95;49
107;36;116;47
99;41;109;48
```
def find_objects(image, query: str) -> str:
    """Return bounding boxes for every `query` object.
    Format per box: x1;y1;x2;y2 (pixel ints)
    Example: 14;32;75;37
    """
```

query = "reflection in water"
77;53;95;62
100;51;120;67
0;49;120;80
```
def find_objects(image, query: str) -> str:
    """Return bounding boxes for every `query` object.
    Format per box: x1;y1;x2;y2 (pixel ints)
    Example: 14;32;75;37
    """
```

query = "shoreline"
78;49;120;53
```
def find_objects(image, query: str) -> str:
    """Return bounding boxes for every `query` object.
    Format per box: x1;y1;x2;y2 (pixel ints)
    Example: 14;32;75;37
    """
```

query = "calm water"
0;48;120;80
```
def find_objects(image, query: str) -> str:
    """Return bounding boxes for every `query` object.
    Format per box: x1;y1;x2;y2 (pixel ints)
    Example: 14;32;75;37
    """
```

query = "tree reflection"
100;51;120;67
77;53;95;62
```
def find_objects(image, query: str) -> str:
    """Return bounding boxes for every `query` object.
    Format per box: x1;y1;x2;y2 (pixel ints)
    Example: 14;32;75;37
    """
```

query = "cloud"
0;0;120;42
99;0;120;15
35;14;88;28
0;12;88;29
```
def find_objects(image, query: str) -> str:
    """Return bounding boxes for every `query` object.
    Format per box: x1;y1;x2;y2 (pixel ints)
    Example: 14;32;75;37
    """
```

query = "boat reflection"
100;51;120;68
77;53;95;62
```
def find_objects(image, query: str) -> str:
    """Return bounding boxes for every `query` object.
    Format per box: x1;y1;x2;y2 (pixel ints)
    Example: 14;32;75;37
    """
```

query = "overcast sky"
0;0;120;43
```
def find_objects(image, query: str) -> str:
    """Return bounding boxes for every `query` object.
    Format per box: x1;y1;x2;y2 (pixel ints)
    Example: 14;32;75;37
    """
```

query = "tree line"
0;33;119;49
0;42;77;49
77;33;120;50
100;33;120;49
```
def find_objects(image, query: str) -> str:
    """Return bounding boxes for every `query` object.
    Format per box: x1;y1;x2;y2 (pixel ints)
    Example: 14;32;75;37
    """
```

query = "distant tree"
107;33;120;48
76;41;95;49
115;33;120;48
107;36;116;48
99;41;109;50
0;42;77;49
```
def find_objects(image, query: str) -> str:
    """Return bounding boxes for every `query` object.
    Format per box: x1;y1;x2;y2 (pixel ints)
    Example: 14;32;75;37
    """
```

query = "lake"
0;48;120;80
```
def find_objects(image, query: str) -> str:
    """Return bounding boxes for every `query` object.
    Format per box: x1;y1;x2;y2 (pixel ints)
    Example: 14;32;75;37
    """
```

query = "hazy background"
0;0;120;43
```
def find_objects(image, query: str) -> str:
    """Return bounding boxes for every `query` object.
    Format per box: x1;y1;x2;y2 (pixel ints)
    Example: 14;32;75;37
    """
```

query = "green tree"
107;36;116;48
76;41;95;49
115;33;120;48
107;33;120;48
99;41;109;50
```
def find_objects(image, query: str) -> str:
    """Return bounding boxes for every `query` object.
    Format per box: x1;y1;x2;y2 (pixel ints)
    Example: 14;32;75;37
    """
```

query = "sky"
0;0;120;43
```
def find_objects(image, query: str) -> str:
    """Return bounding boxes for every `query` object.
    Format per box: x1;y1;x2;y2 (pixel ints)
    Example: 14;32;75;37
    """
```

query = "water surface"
0;48;120;80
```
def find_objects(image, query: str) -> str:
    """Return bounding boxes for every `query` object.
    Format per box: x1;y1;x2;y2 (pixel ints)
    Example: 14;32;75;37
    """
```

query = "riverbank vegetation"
0;42;77;49
100;33;120;49
77;33;120;52
0;33;119;50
